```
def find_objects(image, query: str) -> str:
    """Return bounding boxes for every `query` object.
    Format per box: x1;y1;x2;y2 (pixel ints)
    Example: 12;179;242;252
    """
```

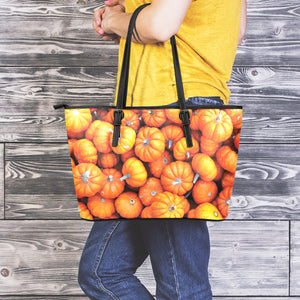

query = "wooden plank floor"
0;0;300;298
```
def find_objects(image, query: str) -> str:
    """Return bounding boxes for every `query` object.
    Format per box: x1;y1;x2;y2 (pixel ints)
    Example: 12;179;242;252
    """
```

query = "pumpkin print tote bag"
54;3;243;221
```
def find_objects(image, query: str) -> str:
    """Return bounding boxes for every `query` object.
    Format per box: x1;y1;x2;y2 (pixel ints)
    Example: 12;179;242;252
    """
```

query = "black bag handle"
112;2;192;147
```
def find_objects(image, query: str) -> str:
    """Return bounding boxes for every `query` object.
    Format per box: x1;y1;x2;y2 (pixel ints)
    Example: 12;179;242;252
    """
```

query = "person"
78;0;247;299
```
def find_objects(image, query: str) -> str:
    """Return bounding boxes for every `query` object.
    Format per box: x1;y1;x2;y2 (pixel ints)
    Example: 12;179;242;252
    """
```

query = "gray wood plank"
0;1;299;67
291;221;300;296
0;143;4;219
4;143;300;220
0;66;300;143
0;220;289;296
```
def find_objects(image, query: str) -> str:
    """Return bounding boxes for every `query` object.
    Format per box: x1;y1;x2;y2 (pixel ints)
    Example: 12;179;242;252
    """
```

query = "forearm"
108;10;163;44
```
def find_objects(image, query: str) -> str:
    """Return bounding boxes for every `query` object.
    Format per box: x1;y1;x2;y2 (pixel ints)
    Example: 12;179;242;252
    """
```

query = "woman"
78;0;247;299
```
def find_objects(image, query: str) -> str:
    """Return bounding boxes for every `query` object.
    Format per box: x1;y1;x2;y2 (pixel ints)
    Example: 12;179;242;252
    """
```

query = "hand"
93;0;125;44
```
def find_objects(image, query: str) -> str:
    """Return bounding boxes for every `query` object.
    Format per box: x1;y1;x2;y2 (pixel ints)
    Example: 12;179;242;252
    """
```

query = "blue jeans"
77;97;223;300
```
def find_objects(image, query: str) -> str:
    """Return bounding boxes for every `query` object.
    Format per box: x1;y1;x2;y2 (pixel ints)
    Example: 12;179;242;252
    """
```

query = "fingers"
104;0;125;8
93;7;105;28
93;20;104;36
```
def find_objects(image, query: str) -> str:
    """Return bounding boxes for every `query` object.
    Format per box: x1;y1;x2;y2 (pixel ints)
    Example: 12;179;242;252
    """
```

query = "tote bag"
54;3;243;221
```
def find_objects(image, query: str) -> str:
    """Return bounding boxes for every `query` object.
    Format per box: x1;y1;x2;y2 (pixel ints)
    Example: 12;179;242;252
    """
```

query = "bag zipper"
53;104;243;110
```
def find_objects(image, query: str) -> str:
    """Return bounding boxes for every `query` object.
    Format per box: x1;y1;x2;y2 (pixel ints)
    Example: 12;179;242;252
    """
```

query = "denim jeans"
77;96;223;300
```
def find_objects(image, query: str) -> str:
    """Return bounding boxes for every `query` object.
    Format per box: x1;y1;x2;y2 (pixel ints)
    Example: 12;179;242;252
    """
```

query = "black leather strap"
113;2;193;147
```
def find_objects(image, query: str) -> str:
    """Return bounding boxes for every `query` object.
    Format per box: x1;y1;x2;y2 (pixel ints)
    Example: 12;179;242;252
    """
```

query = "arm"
94;0;192;44
238;0;247;45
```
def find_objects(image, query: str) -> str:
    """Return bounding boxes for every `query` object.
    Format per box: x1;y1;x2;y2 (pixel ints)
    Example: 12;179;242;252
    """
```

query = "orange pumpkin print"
142;109;166;127
120;157;147;187
111;125;136;154
93;121;114;153
115;192;143;218
191;153;217;182
135;127;165;162
97;152;120;169
195;109;233;142
73;139;98;164
87;193;115;219
173;137;199;161
161;161;194;195
151;191;186;218
99;168;125;199
217;186;233;218
63;107;242;220
139;177;163;206
72;163;104;198
161;125;184;150
65;109;92;134
192;180;218;204
216;145;238;173
148;150;173;178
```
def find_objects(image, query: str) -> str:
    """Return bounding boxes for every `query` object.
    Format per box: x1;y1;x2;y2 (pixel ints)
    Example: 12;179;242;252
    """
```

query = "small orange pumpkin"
217;186;233;218
138;177;163;206
161;125;184;150
140;206;153;218
78;202;94;220
161;161;194;195
191;130;202;142
224;109;242;129
148;150;173;178
99;168;125;198
97;152;120;169
234;132;240;150
142;110;166;127
87;193;115;219
85;120;103;140
196;109;233;142
216;145;238;173
115;192;143;218
120;157;147;187
111;125;136;155
135;127;165;162
179;195;190;215
93;121;114;153
165;109;191;125
192;180;218;204
194;202;223;220
187;209;196;218
151;191;186;218
200;136;221;157
68;139;78;156
213;158;224;182
73;139;98;164
65;109;92;134
173;137;199;161
96;108;109;121
221;171;235;188
72;163;104;198
191;153;217;182
107;109;140;131
121;148;136;162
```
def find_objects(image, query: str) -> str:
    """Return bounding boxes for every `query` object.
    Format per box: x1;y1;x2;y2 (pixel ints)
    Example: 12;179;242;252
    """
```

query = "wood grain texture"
291;221;300;296
0;143;4;219
4;143;300;220
0;1;299;67
0;66;300;143
0;220;289;296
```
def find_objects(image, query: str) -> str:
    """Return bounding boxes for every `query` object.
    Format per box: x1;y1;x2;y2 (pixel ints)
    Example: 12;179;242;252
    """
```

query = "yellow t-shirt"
114;0;242;106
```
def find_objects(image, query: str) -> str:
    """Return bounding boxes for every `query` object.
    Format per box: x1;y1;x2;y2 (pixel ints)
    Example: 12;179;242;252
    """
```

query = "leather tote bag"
54;3;243;221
